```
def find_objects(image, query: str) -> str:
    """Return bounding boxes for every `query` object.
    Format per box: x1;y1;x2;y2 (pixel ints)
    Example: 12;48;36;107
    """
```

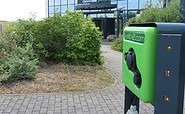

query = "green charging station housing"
122;26;158;103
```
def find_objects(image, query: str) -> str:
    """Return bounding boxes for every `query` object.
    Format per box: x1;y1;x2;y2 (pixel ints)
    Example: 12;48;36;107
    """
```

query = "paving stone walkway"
0;40;155;114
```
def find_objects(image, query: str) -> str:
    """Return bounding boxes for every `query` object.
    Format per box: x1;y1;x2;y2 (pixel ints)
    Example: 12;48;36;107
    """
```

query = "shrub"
0;28;38;82
4;10;103;65
31;10;103;65
0;27;19;54
0;44;38;82
111;35;123;52
14;17;36;47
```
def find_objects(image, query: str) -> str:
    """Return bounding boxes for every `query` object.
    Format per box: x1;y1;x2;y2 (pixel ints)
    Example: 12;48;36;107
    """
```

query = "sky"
0;0;46;22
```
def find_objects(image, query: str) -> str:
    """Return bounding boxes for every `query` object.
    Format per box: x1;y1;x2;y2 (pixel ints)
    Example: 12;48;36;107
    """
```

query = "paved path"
0;40;155;114
101;40;154;114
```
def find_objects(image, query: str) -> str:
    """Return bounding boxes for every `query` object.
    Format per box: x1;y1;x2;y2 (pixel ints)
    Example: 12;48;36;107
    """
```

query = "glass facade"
48;0;162;18
47;0;162;37
48;0;75;16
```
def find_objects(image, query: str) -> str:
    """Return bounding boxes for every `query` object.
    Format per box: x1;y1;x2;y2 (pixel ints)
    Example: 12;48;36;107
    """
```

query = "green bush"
0;28;38;82
0;44;38;82
2;10;103;65
0;27;19;54
27;10;103;65
14;17;36;47
111;35;123;52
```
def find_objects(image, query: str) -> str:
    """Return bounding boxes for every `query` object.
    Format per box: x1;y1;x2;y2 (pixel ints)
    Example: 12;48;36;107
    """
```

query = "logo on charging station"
125;32;145;43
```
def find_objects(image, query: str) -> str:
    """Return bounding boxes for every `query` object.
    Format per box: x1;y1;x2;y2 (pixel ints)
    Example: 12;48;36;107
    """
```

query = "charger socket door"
122;27;158;103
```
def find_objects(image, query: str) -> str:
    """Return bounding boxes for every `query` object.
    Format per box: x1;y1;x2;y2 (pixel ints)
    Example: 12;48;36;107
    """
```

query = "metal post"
68;0;70;9
53;0;55;14
127;0;128;22
124;10;126;26
121;13;123;34
116;15;119;38
124;87;139;114
154;34;185;114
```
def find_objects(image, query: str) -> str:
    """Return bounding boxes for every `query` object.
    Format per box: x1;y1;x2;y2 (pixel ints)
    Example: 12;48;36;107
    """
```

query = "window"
49;13;54;17
49;6;55;13
61;5;67;12
106;13;113;18
49;0;54;6
55;6;61;13
111;1;117;4
70;5;75;11
75;0;77;4
89;14;97;18
70;0;75;4
140;0;148;9
153;0;163;8
98;14;105;18
118;1;126;9
55;0;60;5
128;0;138;9
61;0;68;4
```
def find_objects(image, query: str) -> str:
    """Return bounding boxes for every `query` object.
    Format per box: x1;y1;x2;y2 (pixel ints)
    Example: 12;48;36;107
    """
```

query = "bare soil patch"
0;65;115;94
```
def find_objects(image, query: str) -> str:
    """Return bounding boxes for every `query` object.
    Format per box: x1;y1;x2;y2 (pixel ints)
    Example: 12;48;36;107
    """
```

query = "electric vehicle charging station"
123;23;185;114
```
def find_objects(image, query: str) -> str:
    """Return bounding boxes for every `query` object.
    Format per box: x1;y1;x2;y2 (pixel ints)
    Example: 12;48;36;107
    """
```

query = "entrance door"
93;18;115;39
94;20;103;32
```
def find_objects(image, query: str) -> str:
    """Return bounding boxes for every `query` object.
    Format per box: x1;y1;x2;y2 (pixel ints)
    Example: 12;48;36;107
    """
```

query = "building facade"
46;0;164;38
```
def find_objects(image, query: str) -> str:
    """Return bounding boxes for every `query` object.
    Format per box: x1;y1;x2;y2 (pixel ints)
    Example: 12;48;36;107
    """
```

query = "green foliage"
111;35;123;52
1;10;103;65
62;10;103;65
0;28;38;82
0;44;38;82
17;10;103;65
0;27;19;59
15;18;36;47
126;0;183;26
